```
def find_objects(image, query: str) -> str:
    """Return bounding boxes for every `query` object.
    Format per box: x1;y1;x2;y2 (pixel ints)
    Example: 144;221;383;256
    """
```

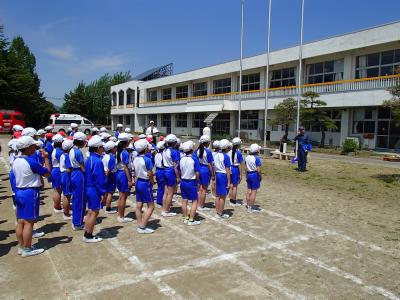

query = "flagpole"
263;0;272;148
238;0;244;137
295;0;305;153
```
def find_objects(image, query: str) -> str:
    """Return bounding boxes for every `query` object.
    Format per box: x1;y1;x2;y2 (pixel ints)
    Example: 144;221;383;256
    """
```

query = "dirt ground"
0;140;399;299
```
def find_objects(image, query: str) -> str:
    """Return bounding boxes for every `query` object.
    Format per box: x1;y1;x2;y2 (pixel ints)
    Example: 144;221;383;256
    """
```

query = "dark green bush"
342;139;358;154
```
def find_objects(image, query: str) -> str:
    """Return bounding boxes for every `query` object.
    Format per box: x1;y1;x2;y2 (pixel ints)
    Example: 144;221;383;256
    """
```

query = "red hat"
159;135;165;141
146;137;153;143
58;130;66;137
13;131;22;139
45;133;54;139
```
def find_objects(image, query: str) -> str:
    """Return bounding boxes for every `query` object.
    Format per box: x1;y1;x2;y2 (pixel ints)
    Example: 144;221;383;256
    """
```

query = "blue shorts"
135;179;153;203
199;165;211;186
216;172;228;197
15;187;40;221
164;167;177;187
246;172;260;190
61;171;72;196
105;173;116;193
86;186;102;211
9;170;17;194
231;166;241;185
51;167;61;189
180;179;198;201
116;170;130;193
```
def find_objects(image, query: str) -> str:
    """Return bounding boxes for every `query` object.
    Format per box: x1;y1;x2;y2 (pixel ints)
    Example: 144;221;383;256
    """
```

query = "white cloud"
46;45;75;60
66;54;126;75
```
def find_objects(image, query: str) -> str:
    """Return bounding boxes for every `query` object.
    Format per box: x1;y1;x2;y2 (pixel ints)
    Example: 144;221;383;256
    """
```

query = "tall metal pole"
263;0;272;148
295;0;305;153
238;0;244;137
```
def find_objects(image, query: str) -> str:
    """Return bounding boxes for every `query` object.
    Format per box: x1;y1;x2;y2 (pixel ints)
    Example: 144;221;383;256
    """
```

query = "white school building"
110;21;400;150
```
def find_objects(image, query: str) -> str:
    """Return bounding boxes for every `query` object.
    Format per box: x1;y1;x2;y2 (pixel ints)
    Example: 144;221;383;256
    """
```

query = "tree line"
0;25;55;127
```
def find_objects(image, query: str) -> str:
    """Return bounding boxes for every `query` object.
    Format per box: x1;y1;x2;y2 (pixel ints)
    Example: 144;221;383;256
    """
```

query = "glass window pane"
389;136;400;149
367;68;379;78
395;50;400;63
324;61;334;73
352;121;363;134
314;63;323;74
364;121;375;133
378;107;391;119
380;66;393;76
381;50;394;65
377;136;388;148
390;121;400;135
324;74;335;82
364;109;373;119
377;121;389;135
367;53;380;67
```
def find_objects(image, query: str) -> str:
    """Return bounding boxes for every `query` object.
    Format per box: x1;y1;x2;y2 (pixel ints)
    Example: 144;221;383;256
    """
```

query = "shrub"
342;138;358;154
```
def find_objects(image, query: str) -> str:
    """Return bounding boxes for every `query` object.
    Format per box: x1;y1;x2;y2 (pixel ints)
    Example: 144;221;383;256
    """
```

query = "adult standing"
293;126;310;172
114;124;123;139
145;121;159;144
69;123;79;137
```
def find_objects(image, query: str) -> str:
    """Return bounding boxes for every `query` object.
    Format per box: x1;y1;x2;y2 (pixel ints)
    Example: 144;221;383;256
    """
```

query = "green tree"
0;25;9;97
301;91;337;147
383;75;400;126
271;97;297;142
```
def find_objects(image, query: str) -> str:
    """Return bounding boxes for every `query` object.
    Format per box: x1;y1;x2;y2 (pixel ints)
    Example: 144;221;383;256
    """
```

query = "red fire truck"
0;110;26;133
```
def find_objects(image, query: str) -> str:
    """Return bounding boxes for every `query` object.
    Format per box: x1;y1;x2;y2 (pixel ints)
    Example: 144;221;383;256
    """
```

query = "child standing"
213;139;231;219
210;140;220;201
51;134;65;214
154;141;165;209
245;144;262;213
84;136;106;242
195;135;214;211
13;136;51;257
60;139;73;220
228;137;244;206
133;139;155;234
178;141;201;225
102;141;118;214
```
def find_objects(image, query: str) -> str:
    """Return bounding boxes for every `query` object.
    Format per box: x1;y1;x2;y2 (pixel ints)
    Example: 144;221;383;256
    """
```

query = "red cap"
159;135;165;141
45;133;54;139
13;131;22;139
146;137;153;143
58;131;66;137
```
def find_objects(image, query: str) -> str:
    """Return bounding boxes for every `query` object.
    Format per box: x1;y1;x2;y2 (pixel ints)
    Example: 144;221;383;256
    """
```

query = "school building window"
161;114;171;127
175;114;187;128
193;82;208;97
270;68;296;88
239;73;260;91
148;114;157;125
356;49;400;79
240;111;259;130
306;60;343;84
118;116;123;124
213;78;231;94
148;90;157;102
126;89;135;105
118;90;124;105
192;112;207;128
328;110;342;132
176;85;188;99
162;88;172;100
111;92;117;106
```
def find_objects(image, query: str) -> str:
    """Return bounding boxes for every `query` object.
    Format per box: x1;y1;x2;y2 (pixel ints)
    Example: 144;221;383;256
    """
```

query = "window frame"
175;113;187;128
176;85;188;99
213;78;231;94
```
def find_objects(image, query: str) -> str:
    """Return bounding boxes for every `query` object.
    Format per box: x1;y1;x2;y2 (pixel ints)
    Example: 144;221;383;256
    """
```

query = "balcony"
138;75;400;107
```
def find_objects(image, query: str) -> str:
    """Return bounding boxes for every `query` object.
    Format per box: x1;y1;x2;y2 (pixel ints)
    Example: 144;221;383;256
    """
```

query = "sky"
1;0;400;107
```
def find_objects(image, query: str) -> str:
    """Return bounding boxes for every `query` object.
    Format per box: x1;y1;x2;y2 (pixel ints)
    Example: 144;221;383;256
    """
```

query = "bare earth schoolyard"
0;142;399;299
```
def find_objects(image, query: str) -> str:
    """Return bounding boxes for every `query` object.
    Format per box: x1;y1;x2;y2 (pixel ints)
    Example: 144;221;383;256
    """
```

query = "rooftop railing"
114;74;400;108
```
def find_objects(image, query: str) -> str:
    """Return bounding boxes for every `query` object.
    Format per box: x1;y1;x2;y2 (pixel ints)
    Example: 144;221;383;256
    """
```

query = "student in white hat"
245;144;262;213
99;127;108;133
177;141;201;225
213;139;231;219
133;139;155;234
115;132;133;223
60;139;73;220
114;123;123;139
102;141;118;214
36;129;46;145
12;124;24;132
90;127;99;138
69;132;87;230
83;136;106;242
44;125;53;133
154;141;166;208
69;123;79;137
51;134;65;214
228;137;244;206
195;135;214;211
13;136;51;257
211;140;220;200
125;127;131;133
21;127;37;138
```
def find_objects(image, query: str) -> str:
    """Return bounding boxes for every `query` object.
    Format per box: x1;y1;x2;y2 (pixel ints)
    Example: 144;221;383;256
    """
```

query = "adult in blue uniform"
293;126;310;172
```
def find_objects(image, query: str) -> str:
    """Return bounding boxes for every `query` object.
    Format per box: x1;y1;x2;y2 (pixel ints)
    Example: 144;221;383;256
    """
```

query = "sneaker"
117;217;133;223
32;230;45;238
161;211;176;217
53;208;64;214
183;218;189;224
248;207;262;213
156;204;162;209
105;208;117;214
83;236;103;243
137;227;154;234
197;206;210;211
17;247;23;255
215;213;230;220
63;214;72;220
72;224;84;231
13;205;16;210
22;246;45;257
187;220;201;226
229;200;241;207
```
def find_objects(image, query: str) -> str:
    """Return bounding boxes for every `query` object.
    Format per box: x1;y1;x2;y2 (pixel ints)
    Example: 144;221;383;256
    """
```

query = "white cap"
118;132;130;142
15;136;36;150
109;137;117;142
37;129;46;135
52;134;64;143
232;137;242;146
127;143;134;150
100;132;111;140
67;127;72;132
149;120;154;124
99;127;108;133
182;141;195;153
219;139;230;150
229;142;233;148
8;139;17;150
165;134;177;143
176;138;181;145
156;141;165;150
73;132;87;141
116;123;123;128
250;143;261;153
212;140;220;149
44;125;53;131
127;133;133;139
104;141;116;152
21;127;37;137
91;127;99;132
36;140;44;148
199;135;211;143
138;134;146;139
70;123;79;129
62;139;74;151
125;128;131;133
12;124;24;132
134;139;149;152
88;135;104;148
